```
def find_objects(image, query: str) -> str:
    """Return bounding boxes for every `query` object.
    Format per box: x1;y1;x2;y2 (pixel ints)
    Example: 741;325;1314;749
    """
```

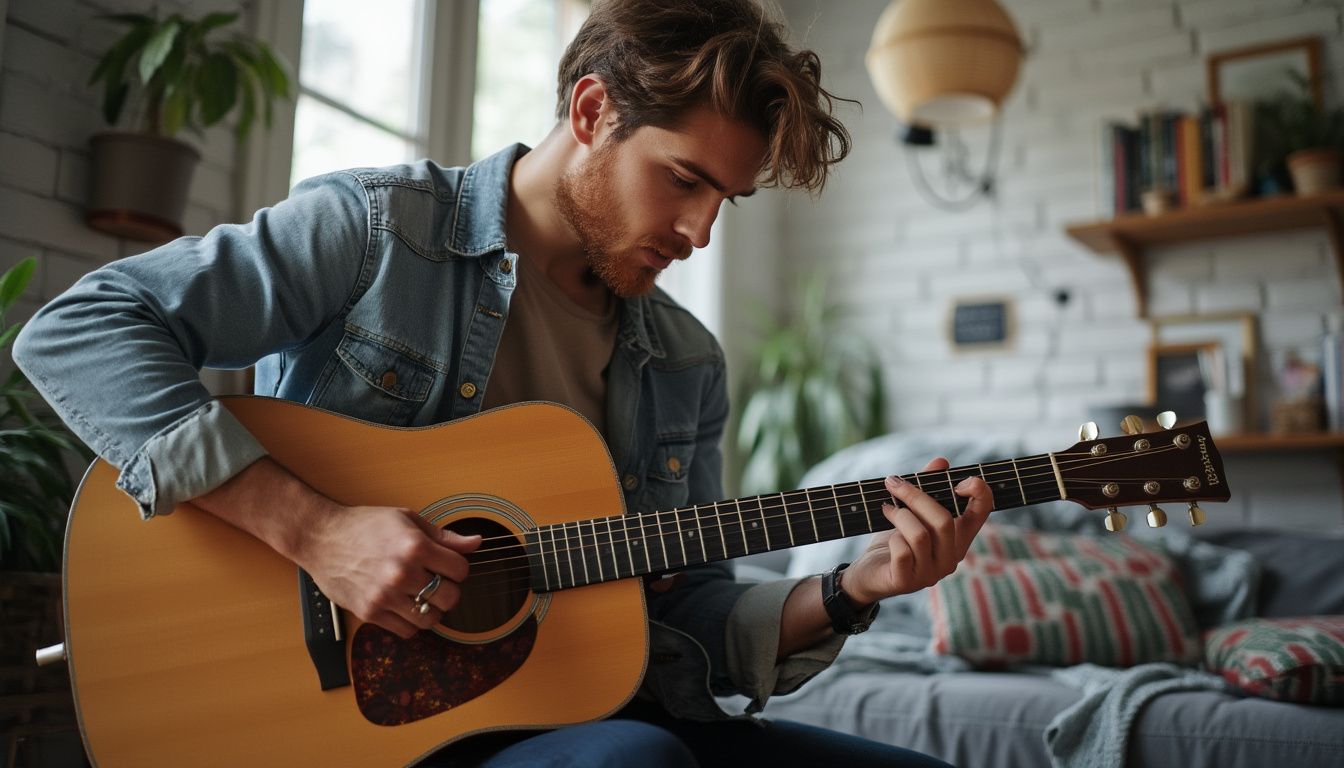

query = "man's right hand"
297;504;481;638
192;457;481;639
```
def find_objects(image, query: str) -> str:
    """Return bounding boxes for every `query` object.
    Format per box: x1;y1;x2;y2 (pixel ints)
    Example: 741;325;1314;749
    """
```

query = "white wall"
770;0;1344;530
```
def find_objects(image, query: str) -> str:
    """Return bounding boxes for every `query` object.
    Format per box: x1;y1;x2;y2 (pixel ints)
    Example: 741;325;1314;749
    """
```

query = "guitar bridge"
298;568;351;691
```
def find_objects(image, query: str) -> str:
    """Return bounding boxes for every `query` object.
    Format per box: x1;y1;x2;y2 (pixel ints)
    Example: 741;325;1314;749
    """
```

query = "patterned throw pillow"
1204;616;1344;704
929;524;1201;667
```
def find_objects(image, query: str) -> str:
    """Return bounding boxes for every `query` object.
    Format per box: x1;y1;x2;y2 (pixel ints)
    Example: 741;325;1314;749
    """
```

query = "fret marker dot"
850;505;857;512
751;522;759;528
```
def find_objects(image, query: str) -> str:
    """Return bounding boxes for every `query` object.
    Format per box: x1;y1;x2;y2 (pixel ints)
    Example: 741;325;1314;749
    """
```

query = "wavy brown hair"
556;0;854;194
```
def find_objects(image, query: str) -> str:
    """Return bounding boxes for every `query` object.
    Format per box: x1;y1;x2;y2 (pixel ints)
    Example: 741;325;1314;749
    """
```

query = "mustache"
638;239;692;261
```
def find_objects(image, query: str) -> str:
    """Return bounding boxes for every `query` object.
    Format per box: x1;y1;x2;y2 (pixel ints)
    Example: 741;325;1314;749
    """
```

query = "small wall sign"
949;298;1014;350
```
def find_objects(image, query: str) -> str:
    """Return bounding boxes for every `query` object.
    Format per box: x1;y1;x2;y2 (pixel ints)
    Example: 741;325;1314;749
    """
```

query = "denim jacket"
14;144;844;720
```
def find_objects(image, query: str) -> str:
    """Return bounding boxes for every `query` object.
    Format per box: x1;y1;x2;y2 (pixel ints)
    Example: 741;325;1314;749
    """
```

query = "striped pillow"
929;524;1201;667
1204;617;1344;704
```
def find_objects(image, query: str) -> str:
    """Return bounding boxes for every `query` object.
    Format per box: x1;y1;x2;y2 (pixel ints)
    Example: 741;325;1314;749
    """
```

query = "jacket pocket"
645;438;695;511
312;329;437;425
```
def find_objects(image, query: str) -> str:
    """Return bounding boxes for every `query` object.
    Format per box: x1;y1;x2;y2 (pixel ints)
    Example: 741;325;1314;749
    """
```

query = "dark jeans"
424;703;954;768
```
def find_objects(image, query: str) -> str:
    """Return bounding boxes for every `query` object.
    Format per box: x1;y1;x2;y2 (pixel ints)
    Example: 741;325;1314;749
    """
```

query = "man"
15;0;992;765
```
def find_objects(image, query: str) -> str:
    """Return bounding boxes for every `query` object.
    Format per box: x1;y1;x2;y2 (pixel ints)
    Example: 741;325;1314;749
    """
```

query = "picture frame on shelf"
1147;342;1219;423
1151;313;1260;433
1206;36;1322;107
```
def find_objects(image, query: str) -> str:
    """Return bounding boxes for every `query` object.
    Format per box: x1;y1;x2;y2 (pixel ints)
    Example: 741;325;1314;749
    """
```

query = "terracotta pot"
87;131;201;242
1286;148;1342;196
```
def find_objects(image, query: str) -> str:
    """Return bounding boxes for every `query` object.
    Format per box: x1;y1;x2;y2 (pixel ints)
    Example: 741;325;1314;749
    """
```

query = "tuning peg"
1121;415;1145;435
1079;421;1099;441
1104;507;1127;532
1187;503;1206;526
1146;504;1168;528
1156;411;1176;429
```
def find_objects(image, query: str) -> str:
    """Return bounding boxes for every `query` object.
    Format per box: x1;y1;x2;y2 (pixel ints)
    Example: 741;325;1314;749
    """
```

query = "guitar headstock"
1059;413;1230;532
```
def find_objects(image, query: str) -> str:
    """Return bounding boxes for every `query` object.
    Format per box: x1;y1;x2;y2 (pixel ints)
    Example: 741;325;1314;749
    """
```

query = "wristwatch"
821;562;880;635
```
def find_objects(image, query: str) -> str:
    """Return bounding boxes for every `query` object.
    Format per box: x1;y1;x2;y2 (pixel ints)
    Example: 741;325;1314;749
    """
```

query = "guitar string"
441;444;1206;580
451;445;1200;575
444;441;1195;557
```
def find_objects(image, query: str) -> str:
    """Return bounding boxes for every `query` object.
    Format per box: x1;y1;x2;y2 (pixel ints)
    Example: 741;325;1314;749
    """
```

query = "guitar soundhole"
440;517;529;634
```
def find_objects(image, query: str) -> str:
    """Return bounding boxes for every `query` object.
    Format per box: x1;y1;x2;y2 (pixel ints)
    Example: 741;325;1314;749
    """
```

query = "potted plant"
1255;71;1344;196
86;11;293;241
1;258;94;756
734;272;888;495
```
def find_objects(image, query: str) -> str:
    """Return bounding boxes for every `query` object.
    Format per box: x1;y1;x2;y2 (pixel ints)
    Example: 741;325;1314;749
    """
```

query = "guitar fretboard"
522;455;1062;592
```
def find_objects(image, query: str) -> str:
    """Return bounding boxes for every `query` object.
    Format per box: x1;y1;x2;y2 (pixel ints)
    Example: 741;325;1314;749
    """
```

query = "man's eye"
669;172;696;190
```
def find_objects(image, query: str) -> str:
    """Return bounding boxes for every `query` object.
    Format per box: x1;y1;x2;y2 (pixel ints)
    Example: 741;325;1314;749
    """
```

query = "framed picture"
946;296;1015;353
1207;36;1322;106
1150;312;1260;430
1147;342;1219;422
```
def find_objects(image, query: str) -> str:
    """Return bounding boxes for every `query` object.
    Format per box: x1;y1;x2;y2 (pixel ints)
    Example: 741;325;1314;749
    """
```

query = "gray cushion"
762;669;1344;768
1195;529;1344;617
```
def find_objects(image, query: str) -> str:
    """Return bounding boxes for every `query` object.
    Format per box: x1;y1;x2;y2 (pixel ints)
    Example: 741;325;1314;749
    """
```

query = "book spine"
1325;331;1344;431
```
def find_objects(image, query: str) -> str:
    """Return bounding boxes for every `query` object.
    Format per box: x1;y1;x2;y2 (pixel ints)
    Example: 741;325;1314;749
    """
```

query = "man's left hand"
840;457;994;606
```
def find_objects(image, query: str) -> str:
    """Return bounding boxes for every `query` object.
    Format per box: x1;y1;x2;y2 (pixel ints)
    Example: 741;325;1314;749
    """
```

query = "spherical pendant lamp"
866;0;1024;128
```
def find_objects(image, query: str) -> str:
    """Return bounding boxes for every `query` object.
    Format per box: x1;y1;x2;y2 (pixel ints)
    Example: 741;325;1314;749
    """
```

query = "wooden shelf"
1213;430;1344;453
1064;190;1344;317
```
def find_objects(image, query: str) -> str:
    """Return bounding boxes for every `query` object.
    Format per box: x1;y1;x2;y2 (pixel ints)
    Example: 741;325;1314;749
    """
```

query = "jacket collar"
447;143;528;258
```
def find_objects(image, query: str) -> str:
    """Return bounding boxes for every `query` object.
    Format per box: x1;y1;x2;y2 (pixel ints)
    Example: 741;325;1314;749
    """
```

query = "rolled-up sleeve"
724;577;847;711
12;171;371;518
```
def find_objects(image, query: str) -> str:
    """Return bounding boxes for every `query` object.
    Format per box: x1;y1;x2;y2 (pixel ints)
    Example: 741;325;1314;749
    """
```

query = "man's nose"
673;202;718;250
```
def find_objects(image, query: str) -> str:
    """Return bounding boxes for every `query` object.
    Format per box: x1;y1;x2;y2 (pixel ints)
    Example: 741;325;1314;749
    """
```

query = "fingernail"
886;475;905;487
956;478;974;492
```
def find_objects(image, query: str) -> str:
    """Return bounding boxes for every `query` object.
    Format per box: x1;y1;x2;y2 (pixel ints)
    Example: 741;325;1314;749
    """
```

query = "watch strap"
821;562;879;635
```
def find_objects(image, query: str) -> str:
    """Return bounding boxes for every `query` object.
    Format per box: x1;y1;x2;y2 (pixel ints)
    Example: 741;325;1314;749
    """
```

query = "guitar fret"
780;492;796;547
857;481;875;531
589;519;605;582
656;509;674;571
1010;457;1028;506
563;522;578;588
754;495;772;551
830;484;846;538
944;471;962;517
572;521;591;585
735;499;750;556
601;517;621;580
543;526;557;590
690;505;708;563
713;501;729;560
619;515;636;578
805;488;820;541
635;511;655;573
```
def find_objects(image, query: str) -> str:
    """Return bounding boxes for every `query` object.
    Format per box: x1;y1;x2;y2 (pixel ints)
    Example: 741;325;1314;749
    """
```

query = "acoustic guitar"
56;397;1230;766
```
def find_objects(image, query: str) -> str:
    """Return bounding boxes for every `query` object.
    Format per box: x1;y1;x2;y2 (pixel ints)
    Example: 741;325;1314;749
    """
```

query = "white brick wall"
777;0;1344;530
0;0;250;331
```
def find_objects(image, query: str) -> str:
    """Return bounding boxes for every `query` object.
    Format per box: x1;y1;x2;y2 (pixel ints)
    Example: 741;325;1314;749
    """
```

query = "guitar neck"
523;455;1063;592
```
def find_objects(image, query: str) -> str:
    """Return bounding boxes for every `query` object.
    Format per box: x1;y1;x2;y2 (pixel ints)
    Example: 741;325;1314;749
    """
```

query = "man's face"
555;105;767;297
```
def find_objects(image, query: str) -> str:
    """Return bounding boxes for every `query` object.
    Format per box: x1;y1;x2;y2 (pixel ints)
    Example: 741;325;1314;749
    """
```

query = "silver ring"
413;573;442;614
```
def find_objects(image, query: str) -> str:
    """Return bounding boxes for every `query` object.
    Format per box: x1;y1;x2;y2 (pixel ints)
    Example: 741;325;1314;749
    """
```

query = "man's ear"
568;74;612;149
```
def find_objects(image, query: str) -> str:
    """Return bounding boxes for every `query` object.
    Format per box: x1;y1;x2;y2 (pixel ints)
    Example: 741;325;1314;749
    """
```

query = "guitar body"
63;398;648;767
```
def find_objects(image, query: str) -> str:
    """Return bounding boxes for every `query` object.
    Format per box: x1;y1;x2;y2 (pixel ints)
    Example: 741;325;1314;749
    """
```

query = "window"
471;0;589;160
290;0;431;186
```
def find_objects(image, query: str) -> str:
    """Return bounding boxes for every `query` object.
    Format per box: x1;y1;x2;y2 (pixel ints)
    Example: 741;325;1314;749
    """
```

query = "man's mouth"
642;247;674;270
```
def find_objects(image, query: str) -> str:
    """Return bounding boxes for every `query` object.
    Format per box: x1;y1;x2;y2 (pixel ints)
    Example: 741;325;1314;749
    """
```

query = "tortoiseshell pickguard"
351;617;537;726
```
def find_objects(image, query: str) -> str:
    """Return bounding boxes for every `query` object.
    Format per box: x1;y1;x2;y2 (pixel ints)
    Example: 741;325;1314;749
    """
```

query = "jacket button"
622;474;638;491
500;259;513;274
380;370;397;389
459;381;477;398
666;456;681;473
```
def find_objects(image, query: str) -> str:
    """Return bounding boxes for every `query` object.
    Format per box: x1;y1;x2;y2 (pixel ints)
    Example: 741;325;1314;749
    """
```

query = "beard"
555;142;667;298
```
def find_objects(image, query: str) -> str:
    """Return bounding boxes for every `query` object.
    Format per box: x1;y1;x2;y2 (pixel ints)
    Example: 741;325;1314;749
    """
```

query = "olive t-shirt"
481;255;619;439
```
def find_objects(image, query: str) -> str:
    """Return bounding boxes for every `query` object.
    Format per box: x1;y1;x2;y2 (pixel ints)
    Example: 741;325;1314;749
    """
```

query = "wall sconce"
866;0;1024;211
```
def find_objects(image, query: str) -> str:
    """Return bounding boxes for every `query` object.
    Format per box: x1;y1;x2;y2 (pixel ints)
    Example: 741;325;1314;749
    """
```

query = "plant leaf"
139;18;182;85
197;52;238;126
0;257;35;311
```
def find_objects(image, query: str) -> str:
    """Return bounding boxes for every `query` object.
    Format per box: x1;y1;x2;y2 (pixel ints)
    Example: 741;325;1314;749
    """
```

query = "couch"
726;432;1344;768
